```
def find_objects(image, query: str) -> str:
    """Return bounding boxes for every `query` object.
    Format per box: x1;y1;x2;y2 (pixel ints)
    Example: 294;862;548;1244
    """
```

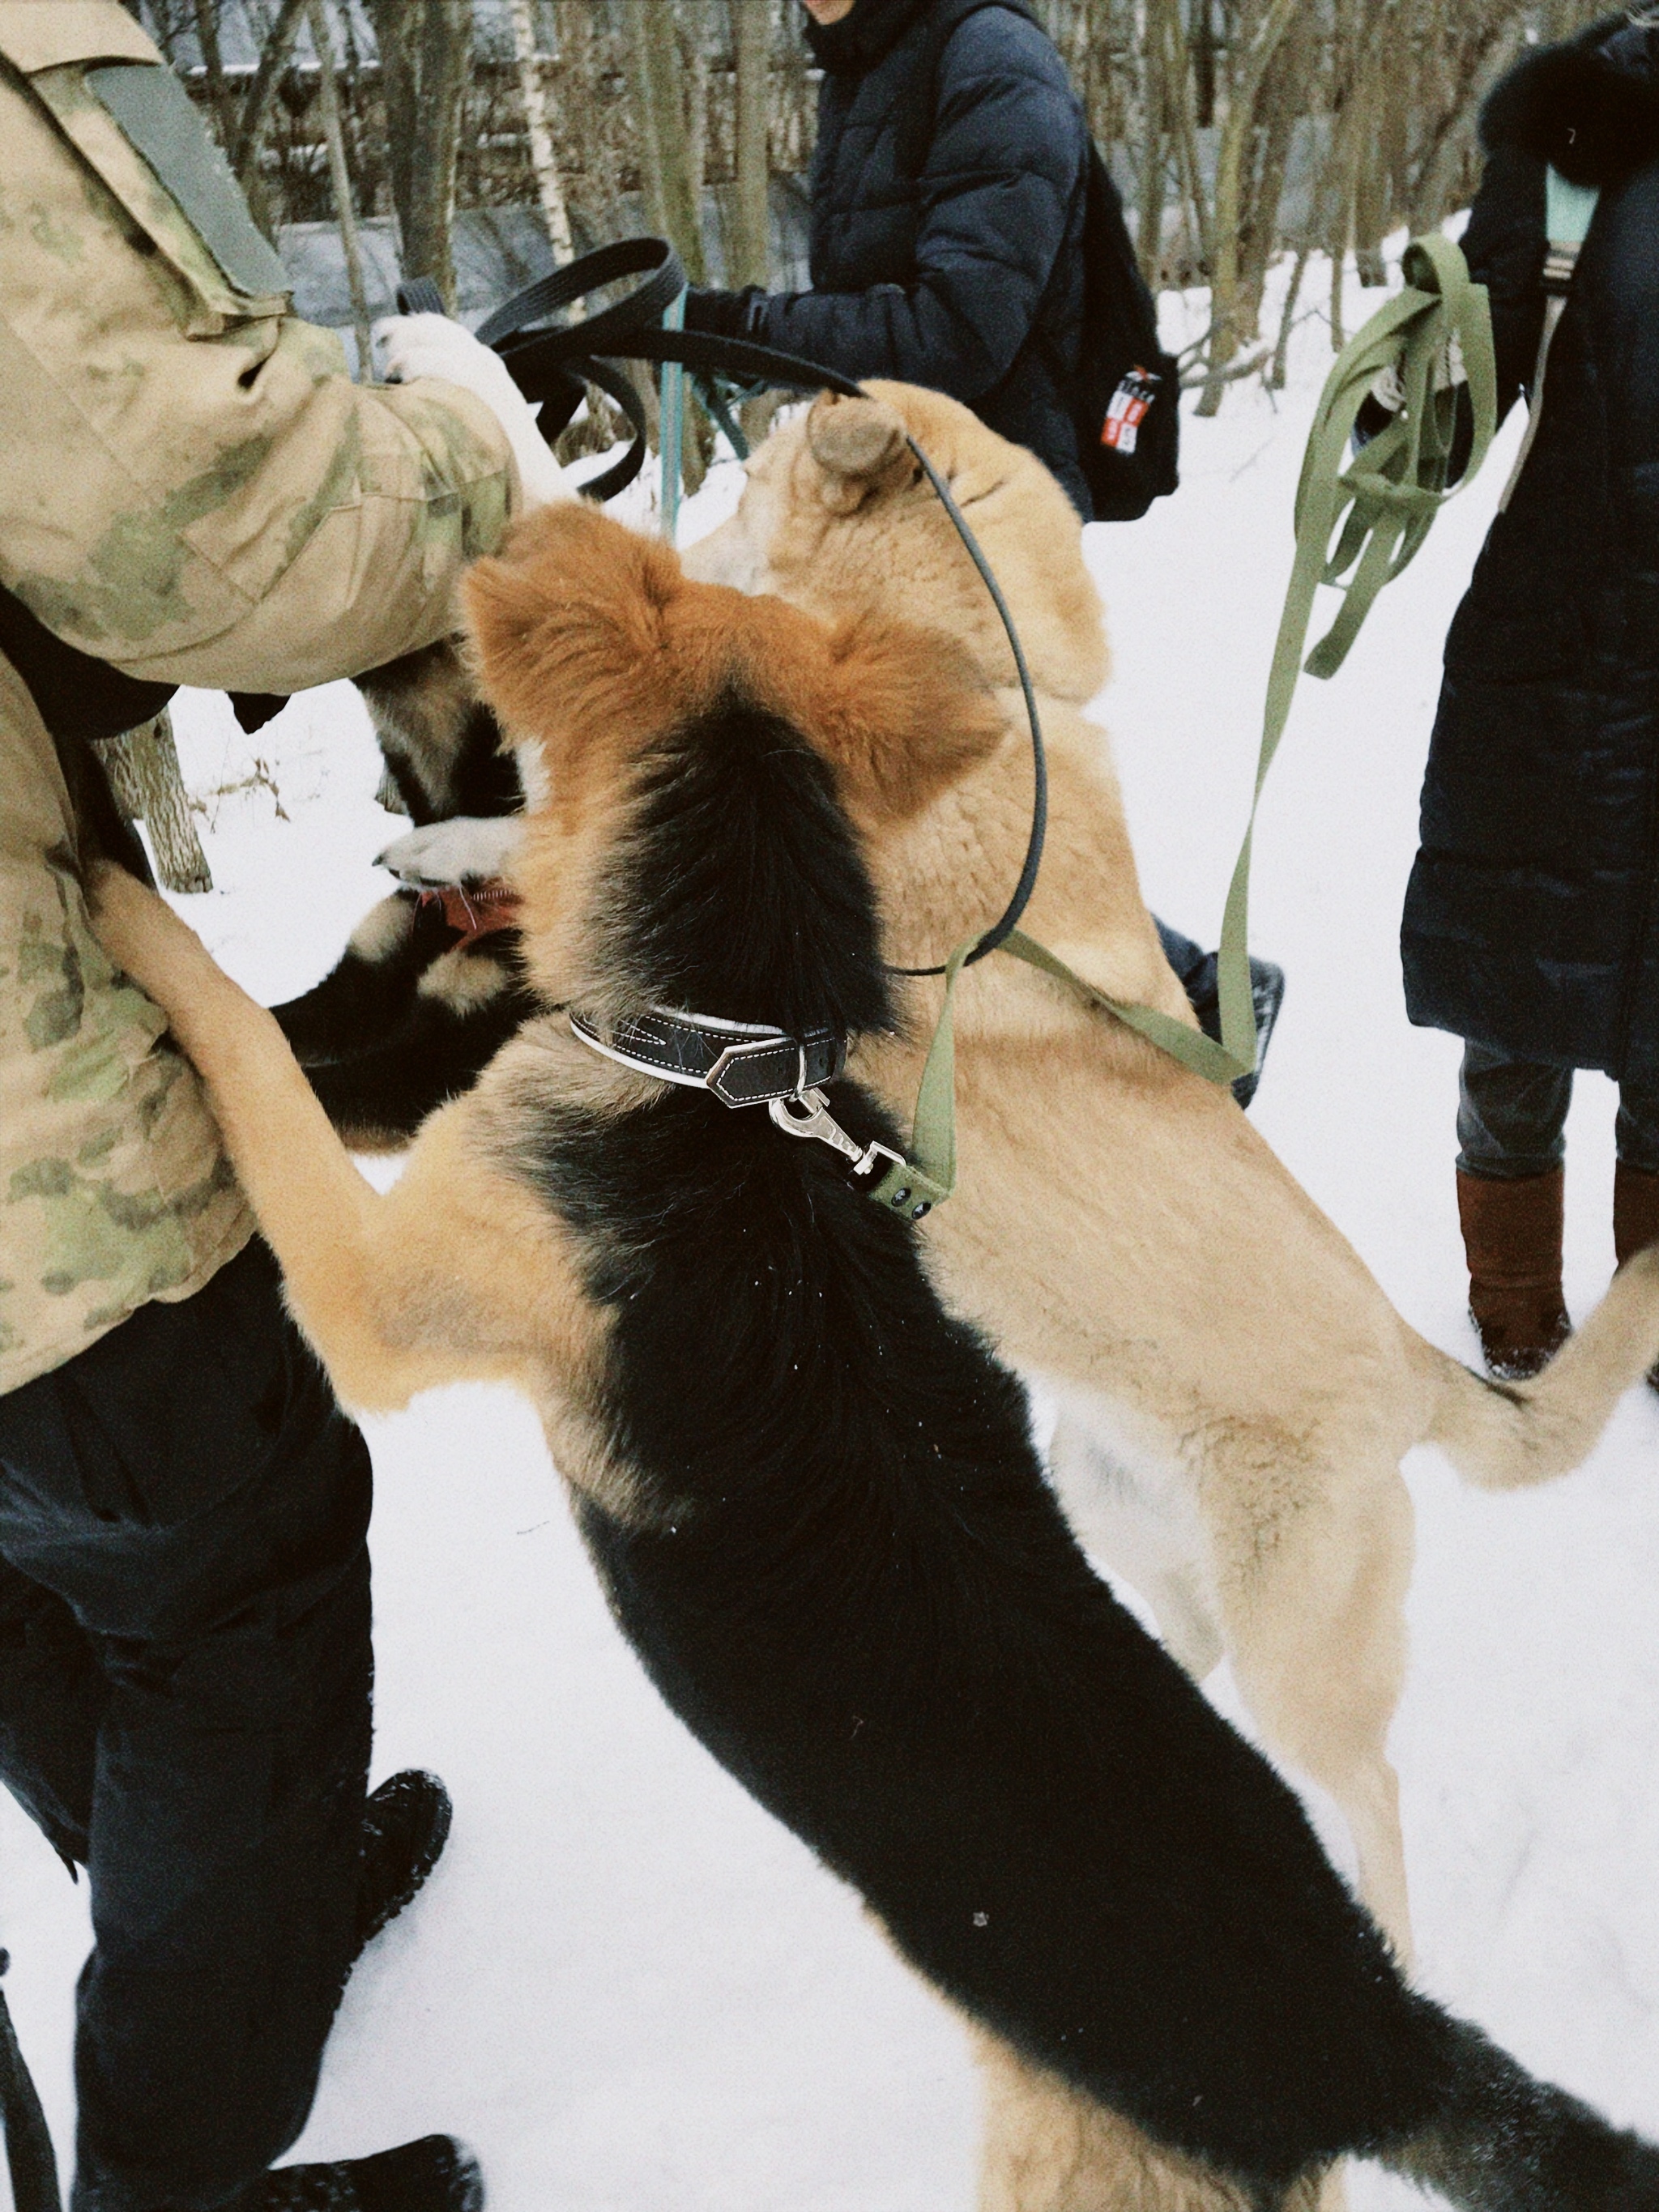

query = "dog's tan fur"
684;379;1659;1958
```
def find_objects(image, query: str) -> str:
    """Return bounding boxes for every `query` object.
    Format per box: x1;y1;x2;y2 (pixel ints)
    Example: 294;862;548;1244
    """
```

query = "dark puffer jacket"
728;0;1092;515
1401;17;1659;1080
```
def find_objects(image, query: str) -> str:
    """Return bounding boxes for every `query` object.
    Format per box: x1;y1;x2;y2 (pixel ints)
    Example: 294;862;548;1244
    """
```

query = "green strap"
1206;229;1496;1070
866;935;975;1212
872;233;1498;1208
659;287;687;543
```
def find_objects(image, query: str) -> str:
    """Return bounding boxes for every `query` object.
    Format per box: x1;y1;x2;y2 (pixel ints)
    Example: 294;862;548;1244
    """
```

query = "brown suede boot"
1456;1166;1571;1380
1613;1161;1659;1393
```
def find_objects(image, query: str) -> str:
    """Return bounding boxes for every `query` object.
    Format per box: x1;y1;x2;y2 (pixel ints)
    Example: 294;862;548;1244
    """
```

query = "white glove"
377;815;527;889
373;313;575;510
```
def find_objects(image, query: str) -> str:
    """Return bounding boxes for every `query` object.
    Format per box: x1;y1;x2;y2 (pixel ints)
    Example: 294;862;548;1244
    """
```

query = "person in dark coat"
1401;11;1659;1379
689;0;1093;515
689;0;1285;1101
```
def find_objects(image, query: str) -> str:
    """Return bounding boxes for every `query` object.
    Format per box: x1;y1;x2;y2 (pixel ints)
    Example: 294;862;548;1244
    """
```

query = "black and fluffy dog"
268;640;535;1149
102;500;1659;2212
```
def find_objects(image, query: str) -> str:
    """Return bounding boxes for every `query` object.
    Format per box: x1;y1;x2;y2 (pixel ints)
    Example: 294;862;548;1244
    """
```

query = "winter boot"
1613;1161;1659;1392
1456;1166;1571;1380
245;2135;481;2212
1183;954;1286;1110
356;1771;453;1954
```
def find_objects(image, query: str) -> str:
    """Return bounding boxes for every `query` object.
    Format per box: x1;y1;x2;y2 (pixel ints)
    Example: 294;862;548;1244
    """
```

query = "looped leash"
1181;230;1498;1077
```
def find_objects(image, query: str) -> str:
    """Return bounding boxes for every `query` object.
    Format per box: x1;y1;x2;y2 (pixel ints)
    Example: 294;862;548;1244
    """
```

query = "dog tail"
1380;2019;1659;2212
1418;1245;1659;1491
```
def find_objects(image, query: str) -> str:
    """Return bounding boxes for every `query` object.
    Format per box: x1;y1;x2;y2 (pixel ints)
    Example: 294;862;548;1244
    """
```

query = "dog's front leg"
87;866;573;1414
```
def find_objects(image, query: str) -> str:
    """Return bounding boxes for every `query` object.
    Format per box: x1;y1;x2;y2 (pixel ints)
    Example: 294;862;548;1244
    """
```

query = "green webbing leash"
659;286;688;544
1201;229;1497;1072
871;232;1498;1213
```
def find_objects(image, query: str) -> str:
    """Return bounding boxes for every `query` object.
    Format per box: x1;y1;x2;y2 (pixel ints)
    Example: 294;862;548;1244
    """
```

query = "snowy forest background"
137;0;1615;429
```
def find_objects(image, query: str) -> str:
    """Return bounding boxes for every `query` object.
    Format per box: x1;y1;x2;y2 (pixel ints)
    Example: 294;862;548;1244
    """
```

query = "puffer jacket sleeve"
1461;141;1548;428
750;12;1085;403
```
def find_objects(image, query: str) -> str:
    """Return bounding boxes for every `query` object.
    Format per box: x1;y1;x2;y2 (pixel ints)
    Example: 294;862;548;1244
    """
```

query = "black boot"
1177;950;1286;1110
246;2136;481;2212
357;1771;453;1953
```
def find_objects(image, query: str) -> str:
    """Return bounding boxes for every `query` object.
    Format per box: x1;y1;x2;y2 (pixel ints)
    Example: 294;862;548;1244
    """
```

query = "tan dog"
683;378;1659;1966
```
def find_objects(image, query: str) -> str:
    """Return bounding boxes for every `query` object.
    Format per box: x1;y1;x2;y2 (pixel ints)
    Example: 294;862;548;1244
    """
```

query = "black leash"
398;241;1047;974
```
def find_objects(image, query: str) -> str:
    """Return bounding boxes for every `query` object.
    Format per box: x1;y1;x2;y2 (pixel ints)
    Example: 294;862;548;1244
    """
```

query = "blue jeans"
1457;1040;1659;1179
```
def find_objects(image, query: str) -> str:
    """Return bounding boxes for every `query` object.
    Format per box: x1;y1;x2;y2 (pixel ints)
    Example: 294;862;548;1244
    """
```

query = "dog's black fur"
504;689;1659;2212
273;886;534;1147
269;641;534;1148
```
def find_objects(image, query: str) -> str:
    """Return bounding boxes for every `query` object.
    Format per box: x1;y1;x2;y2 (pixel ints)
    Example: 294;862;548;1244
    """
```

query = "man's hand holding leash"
375;313;578;510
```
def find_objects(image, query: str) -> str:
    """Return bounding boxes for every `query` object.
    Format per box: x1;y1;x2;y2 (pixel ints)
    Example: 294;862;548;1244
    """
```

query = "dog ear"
748;601;1006;824
806;392;915;514
463;505;688;774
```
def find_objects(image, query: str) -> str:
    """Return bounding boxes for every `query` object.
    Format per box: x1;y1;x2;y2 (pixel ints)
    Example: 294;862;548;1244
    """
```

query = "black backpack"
898;0;1179;521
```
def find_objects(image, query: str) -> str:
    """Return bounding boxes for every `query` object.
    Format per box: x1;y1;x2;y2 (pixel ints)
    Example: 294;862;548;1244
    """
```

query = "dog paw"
377;816;526;889
373;313;575;509
85;863;209;1008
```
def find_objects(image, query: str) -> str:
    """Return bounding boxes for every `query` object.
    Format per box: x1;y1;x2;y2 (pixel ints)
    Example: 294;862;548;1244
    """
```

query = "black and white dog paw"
377;815;527;889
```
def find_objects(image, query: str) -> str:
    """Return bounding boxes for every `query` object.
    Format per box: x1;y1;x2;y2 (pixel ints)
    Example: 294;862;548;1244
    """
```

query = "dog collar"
568;1007;937;1218
568;1005;847;1108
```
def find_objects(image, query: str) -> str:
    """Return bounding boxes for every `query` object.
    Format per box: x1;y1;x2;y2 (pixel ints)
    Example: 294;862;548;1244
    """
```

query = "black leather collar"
569;1006;846;1107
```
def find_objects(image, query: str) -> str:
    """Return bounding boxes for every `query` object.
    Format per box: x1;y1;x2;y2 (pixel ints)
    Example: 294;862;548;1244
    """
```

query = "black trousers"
0;1241;373;2212
1457;1040;1659;1179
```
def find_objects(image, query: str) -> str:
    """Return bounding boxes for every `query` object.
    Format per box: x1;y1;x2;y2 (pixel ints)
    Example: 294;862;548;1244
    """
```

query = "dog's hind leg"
1047;1410;1224;1681
973;2037;1316;2212
1206;1440;1416;1963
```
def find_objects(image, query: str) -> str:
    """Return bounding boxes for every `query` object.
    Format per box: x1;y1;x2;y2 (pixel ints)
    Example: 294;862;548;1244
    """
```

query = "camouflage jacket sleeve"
0;18;518;694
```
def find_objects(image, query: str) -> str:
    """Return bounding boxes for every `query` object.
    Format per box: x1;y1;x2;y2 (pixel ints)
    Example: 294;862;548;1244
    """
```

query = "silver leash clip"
768;1088;905;1182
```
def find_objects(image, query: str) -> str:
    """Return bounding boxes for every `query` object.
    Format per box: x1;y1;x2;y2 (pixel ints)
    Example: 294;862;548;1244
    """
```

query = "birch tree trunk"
193;0;233;147
510;0;574;263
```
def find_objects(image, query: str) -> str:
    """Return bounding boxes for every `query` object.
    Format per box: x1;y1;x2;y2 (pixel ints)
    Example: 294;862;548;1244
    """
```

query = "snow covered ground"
7;247;1659;2212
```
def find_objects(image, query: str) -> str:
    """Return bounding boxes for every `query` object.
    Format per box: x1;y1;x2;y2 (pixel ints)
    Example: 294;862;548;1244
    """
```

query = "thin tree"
509;0;575;263
729;0;770;287
307;0;373;372
1197;0;1311;415
232;0;307;235
369;0;473;309
192;0;233;146
623;0;709;285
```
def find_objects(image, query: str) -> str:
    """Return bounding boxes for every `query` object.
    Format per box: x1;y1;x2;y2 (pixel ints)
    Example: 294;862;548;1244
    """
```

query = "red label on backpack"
1101;367;1161;456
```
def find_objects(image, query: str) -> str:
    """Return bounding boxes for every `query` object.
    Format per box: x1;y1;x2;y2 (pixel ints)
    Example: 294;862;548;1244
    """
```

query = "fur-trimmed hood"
1482;15;1659;186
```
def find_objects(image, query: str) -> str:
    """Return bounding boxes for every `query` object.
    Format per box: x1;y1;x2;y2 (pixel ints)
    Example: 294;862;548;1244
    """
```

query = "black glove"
682;286;767;341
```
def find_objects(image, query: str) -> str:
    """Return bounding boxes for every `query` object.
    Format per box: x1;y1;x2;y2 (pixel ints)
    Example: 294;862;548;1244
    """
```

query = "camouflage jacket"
0;0;518;1393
